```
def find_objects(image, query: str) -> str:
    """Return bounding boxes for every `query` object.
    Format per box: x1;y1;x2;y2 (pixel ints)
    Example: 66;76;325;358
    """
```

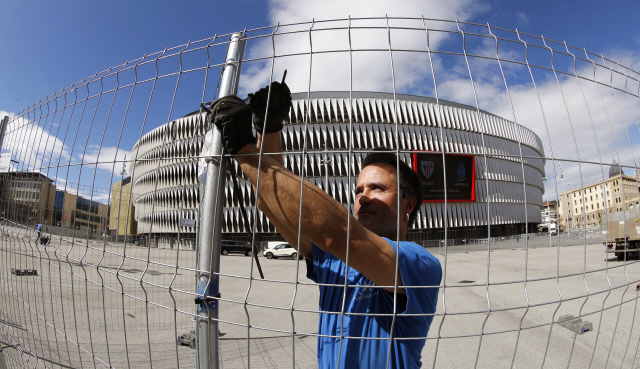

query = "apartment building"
558;172;640;230
53;190;110;234
108;176;137;240
0;172;56;225
541;201;557;224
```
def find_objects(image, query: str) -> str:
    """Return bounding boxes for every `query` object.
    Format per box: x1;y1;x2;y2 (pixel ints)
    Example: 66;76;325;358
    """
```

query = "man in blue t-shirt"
211;83;442;368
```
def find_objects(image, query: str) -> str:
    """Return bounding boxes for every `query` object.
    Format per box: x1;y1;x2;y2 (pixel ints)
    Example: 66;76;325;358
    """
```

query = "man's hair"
361;147;422;227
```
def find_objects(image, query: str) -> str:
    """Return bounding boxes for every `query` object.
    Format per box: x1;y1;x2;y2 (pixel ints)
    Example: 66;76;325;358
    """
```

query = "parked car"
220;240;252;256
263;243;301;259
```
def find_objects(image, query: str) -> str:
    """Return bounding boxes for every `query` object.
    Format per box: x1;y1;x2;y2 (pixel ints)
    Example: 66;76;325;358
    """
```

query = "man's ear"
403;197;418;218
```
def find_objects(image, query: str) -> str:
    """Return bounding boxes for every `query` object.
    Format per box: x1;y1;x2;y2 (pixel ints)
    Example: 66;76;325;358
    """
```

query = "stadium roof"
289;91;493;116
184;91;494;118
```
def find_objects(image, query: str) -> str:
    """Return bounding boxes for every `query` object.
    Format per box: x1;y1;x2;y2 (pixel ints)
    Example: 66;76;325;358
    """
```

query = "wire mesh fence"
1;16;640;368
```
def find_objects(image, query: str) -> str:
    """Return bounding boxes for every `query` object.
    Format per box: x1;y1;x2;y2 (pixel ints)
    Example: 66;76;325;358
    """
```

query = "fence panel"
2;17;640;368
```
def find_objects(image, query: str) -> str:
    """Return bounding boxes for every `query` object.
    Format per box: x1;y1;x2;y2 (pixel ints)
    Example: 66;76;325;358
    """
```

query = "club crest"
421;161;434;178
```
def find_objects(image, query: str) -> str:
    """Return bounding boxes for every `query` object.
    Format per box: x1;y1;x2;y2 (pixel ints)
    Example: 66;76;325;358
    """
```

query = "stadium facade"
130;92;545;246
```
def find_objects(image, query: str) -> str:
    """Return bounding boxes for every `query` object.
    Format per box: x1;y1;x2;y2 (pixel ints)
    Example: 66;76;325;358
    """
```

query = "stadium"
130;91;545;246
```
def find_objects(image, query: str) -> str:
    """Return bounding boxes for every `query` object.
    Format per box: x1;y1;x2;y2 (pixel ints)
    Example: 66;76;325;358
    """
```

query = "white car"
263;243;301;259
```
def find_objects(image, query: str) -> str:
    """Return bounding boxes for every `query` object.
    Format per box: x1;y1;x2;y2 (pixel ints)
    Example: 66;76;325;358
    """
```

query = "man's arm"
254;132;313;260
211;90;403;290
235;144;403;291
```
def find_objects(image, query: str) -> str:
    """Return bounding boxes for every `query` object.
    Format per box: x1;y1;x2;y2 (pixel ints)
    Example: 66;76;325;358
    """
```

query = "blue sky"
1;0;640;202
2;1;638;114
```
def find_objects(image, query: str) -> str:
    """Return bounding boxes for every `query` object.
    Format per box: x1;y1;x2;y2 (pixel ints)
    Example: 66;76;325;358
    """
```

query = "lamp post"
114;156;127;245
559;164;569;237
567;183;572;233
542;176;548;230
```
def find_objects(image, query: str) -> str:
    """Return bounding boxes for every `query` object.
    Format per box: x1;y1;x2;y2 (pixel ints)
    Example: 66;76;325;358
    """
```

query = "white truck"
603;208;640;261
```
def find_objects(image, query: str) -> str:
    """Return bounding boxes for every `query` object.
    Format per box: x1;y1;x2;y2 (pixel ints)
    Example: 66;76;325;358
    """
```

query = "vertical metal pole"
197;32;246;369
0;116;8;153
0;344;7;369
0;116;8;222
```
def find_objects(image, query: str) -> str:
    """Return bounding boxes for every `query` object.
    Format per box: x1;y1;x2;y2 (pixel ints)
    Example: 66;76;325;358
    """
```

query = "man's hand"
209;95;256;155
248;81;292;134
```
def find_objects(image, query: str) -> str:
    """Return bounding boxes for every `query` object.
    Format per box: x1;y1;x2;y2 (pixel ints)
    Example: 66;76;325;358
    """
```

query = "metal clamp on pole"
196;32;246;369
195;292;220;306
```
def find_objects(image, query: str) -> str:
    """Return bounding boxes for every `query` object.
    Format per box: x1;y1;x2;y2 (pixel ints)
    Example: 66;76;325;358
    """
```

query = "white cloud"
78;145;132;176
266;0;485;23
1;110;133;185
0;110;71;172
237;2;640;203
431;46;640;201
238;0;489;96
515;11;530;27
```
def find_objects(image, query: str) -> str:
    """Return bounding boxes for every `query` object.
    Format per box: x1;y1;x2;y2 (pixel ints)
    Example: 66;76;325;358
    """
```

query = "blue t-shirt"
36;224;42;232
306;238;441;369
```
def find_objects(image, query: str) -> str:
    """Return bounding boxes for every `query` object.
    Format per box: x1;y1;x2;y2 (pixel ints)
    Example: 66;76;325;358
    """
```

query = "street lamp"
558;164;570;237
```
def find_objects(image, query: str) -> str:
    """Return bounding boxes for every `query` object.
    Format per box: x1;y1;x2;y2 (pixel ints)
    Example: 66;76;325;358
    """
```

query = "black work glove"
209;95;256;155
248;81;292;134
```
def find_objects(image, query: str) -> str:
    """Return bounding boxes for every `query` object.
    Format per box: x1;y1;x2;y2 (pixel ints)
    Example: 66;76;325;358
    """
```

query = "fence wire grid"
1;16;640;369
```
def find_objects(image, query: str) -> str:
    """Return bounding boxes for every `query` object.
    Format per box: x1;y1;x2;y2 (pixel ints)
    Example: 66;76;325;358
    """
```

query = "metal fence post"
197;32;246;369
0;116;8;153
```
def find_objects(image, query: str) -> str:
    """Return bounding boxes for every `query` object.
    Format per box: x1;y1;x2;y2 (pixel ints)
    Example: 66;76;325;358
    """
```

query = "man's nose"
358;190;372;204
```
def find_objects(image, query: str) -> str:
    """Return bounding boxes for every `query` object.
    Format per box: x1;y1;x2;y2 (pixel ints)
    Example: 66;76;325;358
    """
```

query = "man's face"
354;164;403;239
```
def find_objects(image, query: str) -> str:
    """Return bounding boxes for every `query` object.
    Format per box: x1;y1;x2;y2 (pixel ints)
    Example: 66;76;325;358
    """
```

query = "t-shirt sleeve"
387;239;442;316
305;257;316;282
306;243;325;283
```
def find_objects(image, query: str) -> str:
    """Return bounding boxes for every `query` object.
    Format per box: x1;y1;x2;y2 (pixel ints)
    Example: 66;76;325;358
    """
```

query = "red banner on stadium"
412;152;476;203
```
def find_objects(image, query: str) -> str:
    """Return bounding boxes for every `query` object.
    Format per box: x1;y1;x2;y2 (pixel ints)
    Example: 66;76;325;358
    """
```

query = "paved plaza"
2;227;640;368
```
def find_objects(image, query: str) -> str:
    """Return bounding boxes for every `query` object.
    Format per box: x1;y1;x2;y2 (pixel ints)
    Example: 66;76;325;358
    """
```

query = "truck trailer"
603;208;640;260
